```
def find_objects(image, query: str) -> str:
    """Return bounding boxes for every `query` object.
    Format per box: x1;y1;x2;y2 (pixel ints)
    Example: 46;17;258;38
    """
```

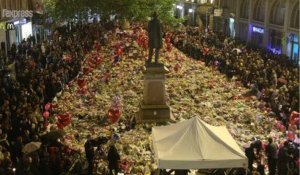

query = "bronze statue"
147;12;162;64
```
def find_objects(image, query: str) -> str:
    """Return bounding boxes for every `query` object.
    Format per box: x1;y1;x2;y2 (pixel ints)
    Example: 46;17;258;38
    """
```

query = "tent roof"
152;117;248;169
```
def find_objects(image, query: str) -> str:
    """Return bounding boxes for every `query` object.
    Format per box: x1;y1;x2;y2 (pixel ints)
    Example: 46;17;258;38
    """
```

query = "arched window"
270;1;285;25
253;0;265;22
240;0;249;19
290;2;299;29
225;0;237;12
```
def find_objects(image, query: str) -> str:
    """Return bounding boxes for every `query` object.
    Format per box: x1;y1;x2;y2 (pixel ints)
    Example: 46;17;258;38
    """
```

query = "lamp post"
205;8;213;39
176;5;184;18
189;8;194;26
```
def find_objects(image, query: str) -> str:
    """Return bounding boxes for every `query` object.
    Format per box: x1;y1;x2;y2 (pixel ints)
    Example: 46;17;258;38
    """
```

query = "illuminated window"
290;2;299;29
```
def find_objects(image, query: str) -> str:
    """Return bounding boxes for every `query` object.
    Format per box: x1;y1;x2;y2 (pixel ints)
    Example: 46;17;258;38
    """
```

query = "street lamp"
189;9;194;26
205;8;213;39
176;5;184;18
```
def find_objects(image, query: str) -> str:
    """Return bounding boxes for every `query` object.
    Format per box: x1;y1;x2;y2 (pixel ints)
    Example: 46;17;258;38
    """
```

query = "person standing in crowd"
245;143;255;173
107;144;120;175
265;137;278;175
84;135;95;175
277;141;292;175
257;151;265;175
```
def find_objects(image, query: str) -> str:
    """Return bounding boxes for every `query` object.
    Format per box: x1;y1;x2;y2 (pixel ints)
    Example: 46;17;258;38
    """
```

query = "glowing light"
252;26;264;34
176;5;183;10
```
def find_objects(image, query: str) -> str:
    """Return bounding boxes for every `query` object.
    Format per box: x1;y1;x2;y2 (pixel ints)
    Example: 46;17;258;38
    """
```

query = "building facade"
213;0;299;62
176;0;299;62
0;0;45;54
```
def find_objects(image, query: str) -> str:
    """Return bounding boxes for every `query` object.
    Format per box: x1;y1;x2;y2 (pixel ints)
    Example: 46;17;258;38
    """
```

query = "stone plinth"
136;63;172;123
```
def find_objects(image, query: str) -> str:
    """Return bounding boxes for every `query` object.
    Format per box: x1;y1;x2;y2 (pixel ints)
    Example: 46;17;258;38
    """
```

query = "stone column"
282;0;291;55
247;0;254;43
235;0;241;39
136;64;172;123
209;14;214;31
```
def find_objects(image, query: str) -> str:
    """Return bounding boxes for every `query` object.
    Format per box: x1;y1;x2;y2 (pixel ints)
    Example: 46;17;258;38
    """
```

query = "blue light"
252;26;264;34
269;48;281;55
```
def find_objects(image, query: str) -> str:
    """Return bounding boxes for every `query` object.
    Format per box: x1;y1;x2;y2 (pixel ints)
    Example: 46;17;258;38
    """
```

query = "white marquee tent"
152;117;248;169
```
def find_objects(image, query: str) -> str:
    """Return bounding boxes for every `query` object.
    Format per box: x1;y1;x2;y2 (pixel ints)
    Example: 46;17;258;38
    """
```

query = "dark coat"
107;145;120;168
266;143;278;159
148;17;162;49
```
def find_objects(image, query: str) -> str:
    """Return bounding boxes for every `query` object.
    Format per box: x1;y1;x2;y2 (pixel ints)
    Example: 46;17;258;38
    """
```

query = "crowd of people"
170;27;299;175
170;27;299;127
0;19;298;174
0;23;104;174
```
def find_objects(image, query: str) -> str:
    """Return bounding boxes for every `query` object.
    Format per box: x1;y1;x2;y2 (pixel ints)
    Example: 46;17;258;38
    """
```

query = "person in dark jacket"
245;143;256;173
84;136;94;175
107;144;120;175
265;137;278;175
277;141;292;175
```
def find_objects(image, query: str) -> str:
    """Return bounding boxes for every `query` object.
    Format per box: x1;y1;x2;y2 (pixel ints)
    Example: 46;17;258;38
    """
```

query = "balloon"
174;63;181;72
289;111;300;126
43;111;49;119
116;48;122;56
56;113;72;129
287;131;295;141
83;67;92;75
44;121;49;127
167;44;172;52
108;109;121;124
77;79;86;89
279;124;286;132
45;103;51;111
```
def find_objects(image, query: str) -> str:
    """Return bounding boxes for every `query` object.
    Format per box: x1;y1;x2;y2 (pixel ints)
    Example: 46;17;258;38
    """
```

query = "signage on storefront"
6;22;15;30
14;19;27;25
252;26;264;34
2;9;33;18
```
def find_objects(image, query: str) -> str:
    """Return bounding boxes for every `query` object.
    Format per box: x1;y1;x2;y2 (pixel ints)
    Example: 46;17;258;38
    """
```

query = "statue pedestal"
136;63;172;123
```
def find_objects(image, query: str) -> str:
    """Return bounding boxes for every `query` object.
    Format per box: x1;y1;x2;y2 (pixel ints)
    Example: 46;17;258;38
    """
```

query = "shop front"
268;29;283;55
251;26;264;47
238;22;248;42
10;19;33;44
